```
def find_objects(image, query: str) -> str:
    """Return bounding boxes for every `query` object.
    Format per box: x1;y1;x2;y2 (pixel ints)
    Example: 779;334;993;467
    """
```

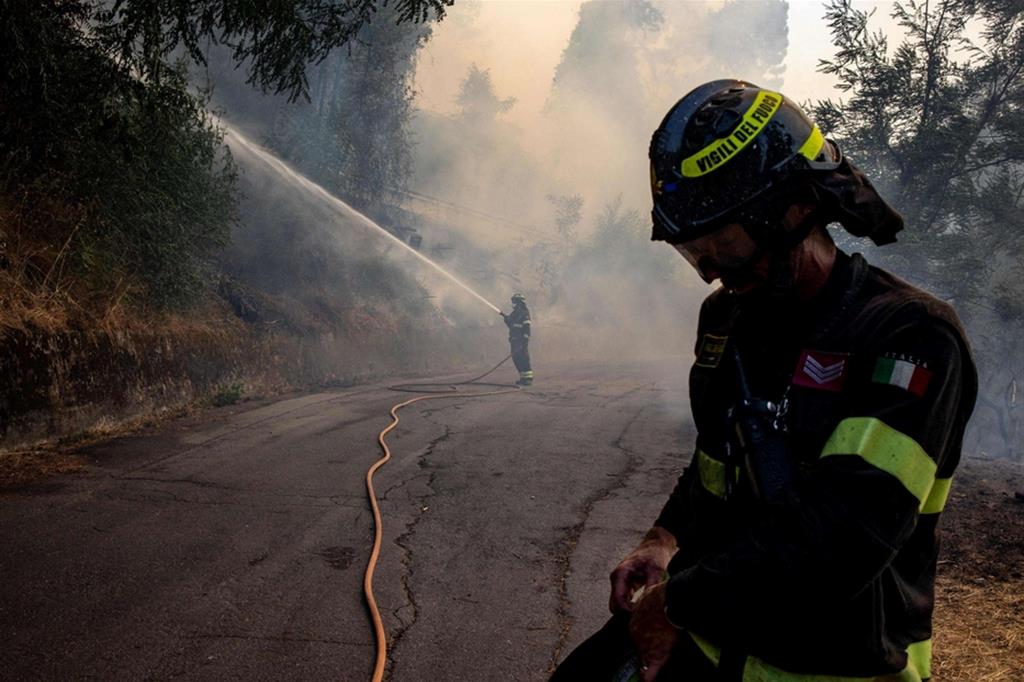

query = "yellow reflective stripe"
741;654;924;681
907;639;931;679
688;631;722;666
520;371;534;378
798;125;825;161
921;478;951;515
681;91;783;178
696;449;738;499
690;633;931;681
820;418;936;511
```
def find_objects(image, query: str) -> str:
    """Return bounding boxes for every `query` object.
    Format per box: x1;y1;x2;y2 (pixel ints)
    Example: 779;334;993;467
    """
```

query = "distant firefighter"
502;293;533;386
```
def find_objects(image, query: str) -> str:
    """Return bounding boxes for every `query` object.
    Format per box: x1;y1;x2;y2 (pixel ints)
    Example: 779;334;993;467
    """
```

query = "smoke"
188;8;521;347
194;0;795;370
224;125;501;311
409;0;791;362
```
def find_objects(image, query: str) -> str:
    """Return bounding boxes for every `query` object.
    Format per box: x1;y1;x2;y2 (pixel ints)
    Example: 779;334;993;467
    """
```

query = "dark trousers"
511;337;531;373
550;614;723;681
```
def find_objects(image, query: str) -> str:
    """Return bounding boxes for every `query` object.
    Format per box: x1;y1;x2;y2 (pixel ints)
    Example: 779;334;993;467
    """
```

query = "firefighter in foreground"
551;80;977;681
503;293;533;386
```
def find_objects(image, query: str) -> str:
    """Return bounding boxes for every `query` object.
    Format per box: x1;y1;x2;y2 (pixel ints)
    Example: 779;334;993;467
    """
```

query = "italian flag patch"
872;357;933;397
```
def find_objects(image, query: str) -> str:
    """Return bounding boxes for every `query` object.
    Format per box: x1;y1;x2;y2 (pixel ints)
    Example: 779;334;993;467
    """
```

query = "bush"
212;383;244;407
1;0;237;314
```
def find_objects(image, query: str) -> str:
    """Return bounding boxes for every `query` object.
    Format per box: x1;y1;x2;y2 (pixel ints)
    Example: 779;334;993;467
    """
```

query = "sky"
414;0;902;126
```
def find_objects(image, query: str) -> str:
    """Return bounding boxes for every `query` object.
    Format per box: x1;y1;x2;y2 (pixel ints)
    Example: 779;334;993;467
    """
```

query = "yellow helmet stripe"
681;90;783;178
798;124;826;161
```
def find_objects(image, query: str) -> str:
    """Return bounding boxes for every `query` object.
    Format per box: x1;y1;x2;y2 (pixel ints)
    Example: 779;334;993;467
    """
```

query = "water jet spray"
221;122;502;315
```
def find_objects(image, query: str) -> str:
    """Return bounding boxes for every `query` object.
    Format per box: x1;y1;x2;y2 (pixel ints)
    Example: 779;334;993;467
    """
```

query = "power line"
394;186;564;245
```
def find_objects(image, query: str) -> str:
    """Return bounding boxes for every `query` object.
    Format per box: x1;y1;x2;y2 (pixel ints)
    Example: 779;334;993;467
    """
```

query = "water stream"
221;123;502;315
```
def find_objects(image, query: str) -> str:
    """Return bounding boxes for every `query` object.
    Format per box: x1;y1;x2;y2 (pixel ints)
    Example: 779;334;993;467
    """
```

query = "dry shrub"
0;192;85;333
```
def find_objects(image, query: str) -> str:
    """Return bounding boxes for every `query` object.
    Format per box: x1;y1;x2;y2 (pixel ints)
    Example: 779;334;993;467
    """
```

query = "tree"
553;196;682;331
545;0;661;131
811;0;1024;278
1;0;237;313
2;0;450;316
810;0;1024;457
546;194;584;242
92;0;452;101
456;64;518;123
263;7;434;210
530;195;583;303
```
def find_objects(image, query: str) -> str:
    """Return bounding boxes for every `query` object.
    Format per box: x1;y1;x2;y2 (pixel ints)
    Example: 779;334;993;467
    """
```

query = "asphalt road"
0;359;694;681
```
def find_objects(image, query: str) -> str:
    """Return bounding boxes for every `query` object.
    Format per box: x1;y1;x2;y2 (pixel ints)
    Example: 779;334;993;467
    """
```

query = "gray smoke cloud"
197;0;794;372
409;0;791;362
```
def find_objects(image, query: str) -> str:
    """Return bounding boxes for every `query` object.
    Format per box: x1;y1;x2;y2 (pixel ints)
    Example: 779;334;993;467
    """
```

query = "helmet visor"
652;165;776;243
651;136;842;244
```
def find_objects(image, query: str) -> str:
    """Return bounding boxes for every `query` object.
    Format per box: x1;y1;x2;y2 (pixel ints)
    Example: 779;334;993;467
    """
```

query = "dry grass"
0;448;87;489
0;406;200;490
932;456;1024;680
0;193;89;334
934;579;1024;680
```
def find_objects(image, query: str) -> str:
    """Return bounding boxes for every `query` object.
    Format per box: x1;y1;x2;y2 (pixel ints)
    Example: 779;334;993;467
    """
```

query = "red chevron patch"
792;350;850;392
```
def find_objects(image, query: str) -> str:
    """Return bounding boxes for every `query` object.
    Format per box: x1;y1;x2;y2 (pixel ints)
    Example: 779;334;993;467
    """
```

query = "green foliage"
536;197;681;325
810;0;1024;302
92;0;452;102
456;64;518;121
87;71;237;308
584;198;675;282
200;3;436;217
811;0;1024;457
546;194;584;242
212;382;244;406
1;0;237;311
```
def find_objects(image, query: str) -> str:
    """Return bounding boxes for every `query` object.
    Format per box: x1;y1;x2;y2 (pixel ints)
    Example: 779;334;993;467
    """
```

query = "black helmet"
649;79;842;244
511;293;526;305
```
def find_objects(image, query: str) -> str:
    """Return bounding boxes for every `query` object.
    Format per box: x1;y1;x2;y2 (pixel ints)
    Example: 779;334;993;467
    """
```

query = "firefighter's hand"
609;526;676;614
629;581;678;682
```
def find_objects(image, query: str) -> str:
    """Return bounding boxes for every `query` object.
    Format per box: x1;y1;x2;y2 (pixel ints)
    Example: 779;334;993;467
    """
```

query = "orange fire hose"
364;358;521;681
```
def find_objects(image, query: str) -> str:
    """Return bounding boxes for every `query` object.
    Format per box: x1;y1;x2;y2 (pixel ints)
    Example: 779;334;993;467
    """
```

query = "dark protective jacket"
655;250;977;680
506;304;532;341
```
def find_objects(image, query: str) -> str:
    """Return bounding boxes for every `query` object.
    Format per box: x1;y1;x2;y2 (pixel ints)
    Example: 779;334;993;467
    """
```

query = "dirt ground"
932;455;1024;680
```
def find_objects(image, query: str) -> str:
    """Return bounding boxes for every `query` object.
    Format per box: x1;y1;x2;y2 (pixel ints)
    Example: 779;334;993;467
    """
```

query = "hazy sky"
415;0;901;126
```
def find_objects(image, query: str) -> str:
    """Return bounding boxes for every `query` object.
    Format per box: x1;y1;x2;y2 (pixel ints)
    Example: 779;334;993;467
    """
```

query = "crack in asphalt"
112;387;387;476
190;631;370;646
547;399;649;674
114;475;242;490
98;486;365;510
385;417;455;680
584;385;648;410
